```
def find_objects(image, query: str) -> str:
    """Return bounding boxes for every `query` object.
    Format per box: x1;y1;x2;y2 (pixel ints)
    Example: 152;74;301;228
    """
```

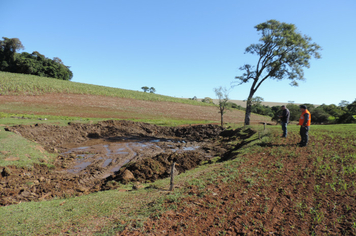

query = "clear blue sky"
1;0;355;105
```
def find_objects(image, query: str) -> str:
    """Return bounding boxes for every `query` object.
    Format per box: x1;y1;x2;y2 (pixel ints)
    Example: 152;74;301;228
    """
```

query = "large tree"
0;37;24;71
235;20;321;125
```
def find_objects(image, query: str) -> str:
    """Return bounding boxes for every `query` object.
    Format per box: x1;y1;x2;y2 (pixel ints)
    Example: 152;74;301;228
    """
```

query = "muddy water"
62;138;200;178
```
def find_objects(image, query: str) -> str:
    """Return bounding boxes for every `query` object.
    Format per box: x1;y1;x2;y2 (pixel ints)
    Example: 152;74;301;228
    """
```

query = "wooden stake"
169;161;176;191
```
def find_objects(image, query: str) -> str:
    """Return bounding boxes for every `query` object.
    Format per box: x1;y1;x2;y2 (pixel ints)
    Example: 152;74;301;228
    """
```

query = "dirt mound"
0;149;224;206
0;163;101;206
173;124;224;141
6;120;224;152
112;151;209;184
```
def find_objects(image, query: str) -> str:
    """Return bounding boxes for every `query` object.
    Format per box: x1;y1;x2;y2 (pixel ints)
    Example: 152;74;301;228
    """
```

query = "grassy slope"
0;126;56;168
0;71;271;123
0;71;207;105
1;124;355;235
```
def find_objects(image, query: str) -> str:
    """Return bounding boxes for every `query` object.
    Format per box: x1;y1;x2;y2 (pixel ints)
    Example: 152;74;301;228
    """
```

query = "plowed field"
0;94;269;123
119;125;356;235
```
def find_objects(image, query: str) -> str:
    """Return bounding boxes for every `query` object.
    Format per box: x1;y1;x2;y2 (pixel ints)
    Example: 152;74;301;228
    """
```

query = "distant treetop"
141;86;156;93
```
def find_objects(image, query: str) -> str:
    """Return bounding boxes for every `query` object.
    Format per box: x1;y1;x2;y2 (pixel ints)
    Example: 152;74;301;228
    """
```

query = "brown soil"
6;120;224;151
1;121;227;206
120;132;356;236
0;94;269;123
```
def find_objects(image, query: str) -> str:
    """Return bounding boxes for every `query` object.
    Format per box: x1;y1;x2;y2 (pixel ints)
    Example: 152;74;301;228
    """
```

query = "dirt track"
1;121;228;206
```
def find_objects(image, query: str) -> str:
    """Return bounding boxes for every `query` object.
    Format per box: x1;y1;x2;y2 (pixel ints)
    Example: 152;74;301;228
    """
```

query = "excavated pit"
1;120;230;206
62;137;204;178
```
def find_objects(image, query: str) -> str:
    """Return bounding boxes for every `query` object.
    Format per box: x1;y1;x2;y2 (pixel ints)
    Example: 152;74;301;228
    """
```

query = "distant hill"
0;71;208;106
0;72;271;124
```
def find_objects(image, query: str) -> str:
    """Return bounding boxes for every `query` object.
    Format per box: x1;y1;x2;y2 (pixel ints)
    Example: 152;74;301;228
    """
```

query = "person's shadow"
256;142;296;147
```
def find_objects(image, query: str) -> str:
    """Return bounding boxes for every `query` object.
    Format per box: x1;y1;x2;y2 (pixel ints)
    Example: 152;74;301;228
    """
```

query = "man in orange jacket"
298;105;311;147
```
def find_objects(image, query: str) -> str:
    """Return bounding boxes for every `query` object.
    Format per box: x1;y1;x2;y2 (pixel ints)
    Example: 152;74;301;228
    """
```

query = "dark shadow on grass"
256;142;298;147
218;127;259;162
219;138;260;162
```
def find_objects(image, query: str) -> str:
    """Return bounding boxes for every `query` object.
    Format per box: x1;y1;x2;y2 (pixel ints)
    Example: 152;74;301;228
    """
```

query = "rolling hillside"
0;72;270;124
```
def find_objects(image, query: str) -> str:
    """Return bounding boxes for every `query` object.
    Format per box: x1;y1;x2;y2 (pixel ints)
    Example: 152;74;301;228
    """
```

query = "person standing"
298;105;311;147
279;105;290;137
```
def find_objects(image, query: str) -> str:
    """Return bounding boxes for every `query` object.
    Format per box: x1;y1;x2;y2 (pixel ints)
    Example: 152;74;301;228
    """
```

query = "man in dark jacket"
279;105;290;138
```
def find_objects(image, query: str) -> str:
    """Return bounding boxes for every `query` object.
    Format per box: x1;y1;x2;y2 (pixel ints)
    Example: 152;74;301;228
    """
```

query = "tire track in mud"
77;143;138;185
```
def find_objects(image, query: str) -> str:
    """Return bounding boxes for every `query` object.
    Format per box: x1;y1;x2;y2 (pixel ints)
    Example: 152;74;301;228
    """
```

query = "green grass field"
0;71;208;106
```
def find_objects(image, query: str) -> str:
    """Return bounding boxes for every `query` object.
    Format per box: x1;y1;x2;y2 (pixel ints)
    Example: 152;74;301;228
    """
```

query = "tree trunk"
244;92;254;126
221;113;224;127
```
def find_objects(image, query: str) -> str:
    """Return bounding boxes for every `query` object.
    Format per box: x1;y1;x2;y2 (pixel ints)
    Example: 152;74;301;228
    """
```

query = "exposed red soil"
0;94;269;123
120;131;356;235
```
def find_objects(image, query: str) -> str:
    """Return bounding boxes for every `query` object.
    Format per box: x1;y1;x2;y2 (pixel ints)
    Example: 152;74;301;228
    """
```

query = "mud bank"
1;120;229;206
6;120;224;151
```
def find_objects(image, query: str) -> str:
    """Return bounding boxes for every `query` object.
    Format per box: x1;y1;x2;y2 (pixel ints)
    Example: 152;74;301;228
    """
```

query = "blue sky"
1;0;355;105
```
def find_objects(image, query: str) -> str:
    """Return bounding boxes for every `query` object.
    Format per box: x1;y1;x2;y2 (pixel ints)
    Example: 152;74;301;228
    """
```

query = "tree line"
249;97;356;124
0;37;73;81
190;94;356;125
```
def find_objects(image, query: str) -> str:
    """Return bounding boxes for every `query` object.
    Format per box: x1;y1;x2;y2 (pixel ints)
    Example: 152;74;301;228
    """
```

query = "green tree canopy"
347;99;356;114
251;96;264;106
149;87;156;93
286;103;300;121
141;86;149;92
235;20;321;125
0;37;24;71
0;37;73;80
312;108;330;123
201;97;213;104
